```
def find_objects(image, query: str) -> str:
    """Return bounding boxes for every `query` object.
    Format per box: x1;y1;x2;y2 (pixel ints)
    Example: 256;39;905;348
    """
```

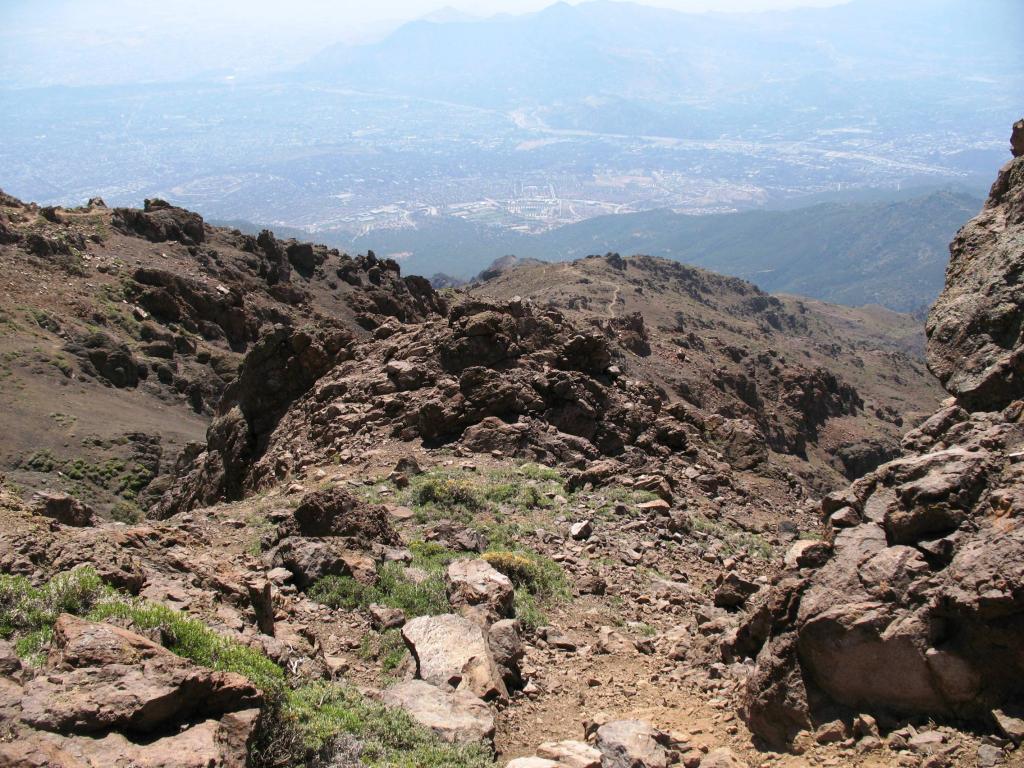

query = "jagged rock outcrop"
739;122;1024;748
926;130;1024;410
129;268;258;350
112;198;206;245
153;326;353;516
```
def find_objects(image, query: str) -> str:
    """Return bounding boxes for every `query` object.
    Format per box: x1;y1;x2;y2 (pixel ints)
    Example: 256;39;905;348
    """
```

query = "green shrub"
110;500;142;524
0;567;111;641
409;473;483;512
357;629;407;672
408;540;459;572
311;562;448;619
516;463;562;482
482;549;568;602
512;589;548;631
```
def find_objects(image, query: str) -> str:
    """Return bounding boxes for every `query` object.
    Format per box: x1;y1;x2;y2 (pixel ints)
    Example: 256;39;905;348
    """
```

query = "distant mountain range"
219;188;981;314
301;0;1022;141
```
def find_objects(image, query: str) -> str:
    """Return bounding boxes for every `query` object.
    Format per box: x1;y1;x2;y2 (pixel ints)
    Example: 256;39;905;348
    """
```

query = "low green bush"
310;563;448;619
409;473;483;512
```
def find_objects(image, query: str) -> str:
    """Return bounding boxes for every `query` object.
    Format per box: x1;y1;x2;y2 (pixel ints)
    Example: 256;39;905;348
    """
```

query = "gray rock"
401;614;508;701
381;680;494;745
595;719;669;768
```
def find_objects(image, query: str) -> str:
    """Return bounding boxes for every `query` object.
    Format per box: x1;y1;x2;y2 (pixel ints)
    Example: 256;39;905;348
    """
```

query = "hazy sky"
5;0;853;43
0;0;853;86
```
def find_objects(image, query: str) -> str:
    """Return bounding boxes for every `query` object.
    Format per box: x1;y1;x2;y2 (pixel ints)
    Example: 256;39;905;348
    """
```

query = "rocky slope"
474;253;940;490
0;124;1021;768
0;194;440;515
737;120;1024;760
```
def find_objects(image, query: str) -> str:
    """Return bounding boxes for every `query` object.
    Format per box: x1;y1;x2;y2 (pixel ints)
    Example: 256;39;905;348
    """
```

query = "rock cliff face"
739;122;1024;748
926;123;1024;410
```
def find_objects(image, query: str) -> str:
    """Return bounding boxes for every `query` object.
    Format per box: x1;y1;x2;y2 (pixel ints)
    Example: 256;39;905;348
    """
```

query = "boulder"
402;613;508;700
445;559;514;618
488;618;524;688
3;709;259;768
536;739;602;767
381;680;494;745
31;493;96;527
19;615;261;735
268;537;350;589
713;572;760;610
290;486;398;543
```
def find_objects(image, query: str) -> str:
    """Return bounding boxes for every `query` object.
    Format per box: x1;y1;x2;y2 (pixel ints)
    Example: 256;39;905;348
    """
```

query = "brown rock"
31;492;96;527
19;615;261;735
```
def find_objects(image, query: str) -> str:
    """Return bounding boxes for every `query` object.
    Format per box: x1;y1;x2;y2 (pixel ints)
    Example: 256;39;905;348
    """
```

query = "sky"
4;0;853;44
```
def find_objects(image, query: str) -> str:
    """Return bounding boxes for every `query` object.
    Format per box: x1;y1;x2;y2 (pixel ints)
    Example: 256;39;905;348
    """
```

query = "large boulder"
19;615;261;734
381;680;494;745
401;613;508;701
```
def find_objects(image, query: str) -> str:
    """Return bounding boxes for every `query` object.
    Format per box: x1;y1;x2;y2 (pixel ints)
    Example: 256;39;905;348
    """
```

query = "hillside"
0;193;441;516
471;253;940;490
346;190;982;313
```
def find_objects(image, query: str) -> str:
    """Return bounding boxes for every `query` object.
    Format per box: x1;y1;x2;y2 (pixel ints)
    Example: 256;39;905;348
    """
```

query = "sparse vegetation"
311;546;449;619
689;512;775;560
109;500;142;524
357;628;408;673
19;450;153;501
0;566;283;690
0;568;488;767
279;681;493;768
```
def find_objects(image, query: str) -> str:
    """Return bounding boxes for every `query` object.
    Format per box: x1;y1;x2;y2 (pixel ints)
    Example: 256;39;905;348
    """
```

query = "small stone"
368;604;405;630
977;743;1005;768
907;730;945;755
814;719;847;744
828;506;860;528
783;539;831;569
